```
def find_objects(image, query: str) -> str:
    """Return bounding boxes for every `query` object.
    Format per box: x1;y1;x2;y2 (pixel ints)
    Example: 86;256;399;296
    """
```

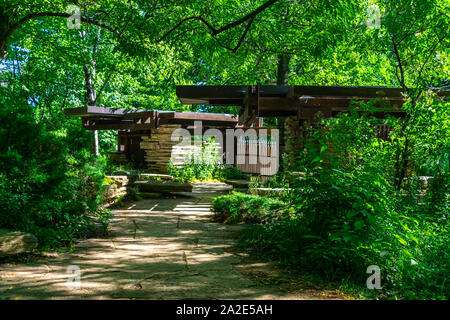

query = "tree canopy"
0;0;448;300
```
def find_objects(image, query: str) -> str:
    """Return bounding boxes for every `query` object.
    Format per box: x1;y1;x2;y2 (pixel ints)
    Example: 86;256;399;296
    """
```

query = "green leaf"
311;156;322;163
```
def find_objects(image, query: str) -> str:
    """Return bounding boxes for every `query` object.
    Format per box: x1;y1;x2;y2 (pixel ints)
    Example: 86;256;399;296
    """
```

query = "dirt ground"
0;183;347;300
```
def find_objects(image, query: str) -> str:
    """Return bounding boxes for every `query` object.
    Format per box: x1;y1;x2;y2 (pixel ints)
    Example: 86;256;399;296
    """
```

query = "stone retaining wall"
140;125;181;173
102;175;135;206
140;125;221;173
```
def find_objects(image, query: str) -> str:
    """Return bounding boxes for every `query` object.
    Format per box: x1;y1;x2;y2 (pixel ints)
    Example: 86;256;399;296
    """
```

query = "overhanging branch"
0;10;119;61
156;0;279;51
7;11;118;42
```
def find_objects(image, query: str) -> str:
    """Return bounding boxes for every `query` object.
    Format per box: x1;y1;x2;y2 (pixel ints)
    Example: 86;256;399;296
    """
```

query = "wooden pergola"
176;85;449;126
64;86;449;172
65;106;242;168
65;106;240;132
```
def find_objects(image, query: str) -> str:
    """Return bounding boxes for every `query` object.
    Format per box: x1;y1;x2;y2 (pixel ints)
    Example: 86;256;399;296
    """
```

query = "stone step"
249;187;292;197
139;173;174;181
135;180;193;193
225;179;251;188
137;192;164;199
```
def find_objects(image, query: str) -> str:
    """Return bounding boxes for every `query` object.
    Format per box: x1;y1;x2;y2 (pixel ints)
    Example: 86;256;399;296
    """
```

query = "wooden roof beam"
65;106;145;117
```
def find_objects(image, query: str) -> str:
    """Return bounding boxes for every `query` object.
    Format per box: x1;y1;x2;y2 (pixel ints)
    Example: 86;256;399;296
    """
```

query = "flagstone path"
0;183;346;300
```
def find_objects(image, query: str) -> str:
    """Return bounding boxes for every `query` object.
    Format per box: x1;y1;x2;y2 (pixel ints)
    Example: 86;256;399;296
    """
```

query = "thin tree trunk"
394;94;421;190
80;26;101;155
395;138;410;190
83;64;97;106
91;129;99;156
0;7;10;61
277;54;291;85
276;54;291;170
81;26;100;106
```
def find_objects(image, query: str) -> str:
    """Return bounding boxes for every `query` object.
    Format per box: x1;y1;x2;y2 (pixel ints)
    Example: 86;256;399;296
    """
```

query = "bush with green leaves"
220;165;246;180
167;150;245;183
168;161;247;183
168;140;222;182
249;171;291;190
0;93;108;248
168;160;221;183
212;192;287;224
238;97;449;299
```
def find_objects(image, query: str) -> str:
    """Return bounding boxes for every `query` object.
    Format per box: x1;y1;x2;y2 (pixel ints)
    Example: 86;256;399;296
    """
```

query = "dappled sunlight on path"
0;183;345;300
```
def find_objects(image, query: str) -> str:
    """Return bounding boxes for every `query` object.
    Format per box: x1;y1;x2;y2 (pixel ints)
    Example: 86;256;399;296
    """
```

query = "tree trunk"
80;27;100;156
276;54;291;170
394;94;420;190
0;7;11;61
80;27;99;106
83;63;97;105
276;54;291;85
91;129;99;156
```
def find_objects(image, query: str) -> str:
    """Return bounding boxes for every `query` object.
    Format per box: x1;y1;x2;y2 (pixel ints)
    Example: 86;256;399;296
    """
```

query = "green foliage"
168;161;246;183
103;176;116;185
168;140;245;182
250;171;290;190
220;165;246;180
0;0;449;300
0;91;108;248
212;192;287;225
239;99;449;299
168;161;217;183
98;130;118;154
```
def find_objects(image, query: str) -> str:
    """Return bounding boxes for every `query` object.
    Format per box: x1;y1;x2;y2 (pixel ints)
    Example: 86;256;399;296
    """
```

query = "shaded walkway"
0;183;345;300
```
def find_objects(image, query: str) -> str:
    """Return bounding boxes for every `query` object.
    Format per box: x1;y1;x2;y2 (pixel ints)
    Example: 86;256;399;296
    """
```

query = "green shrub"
212;192;287;224
167;137;246;183
0;95;108;248
249;171;290;191
168;160;217;182
221;165;245;180
168;160;245;183
238;99;449;299
241;175;448;299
